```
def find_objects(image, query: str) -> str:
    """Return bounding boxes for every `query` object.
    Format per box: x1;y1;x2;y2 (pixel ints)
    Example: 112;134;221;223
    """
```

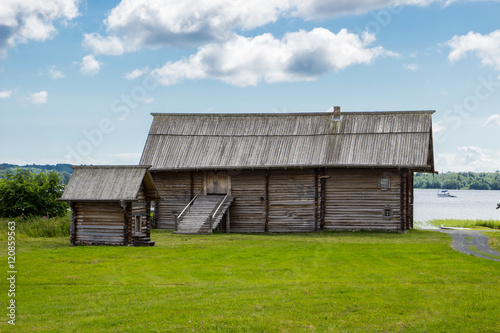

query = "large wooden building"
60;166;160;246
139;108;435;233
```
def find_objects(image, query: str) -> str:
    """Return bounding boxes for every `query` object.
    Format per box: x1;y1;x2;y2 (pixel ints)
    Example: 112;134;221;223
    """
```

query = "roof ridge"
148;131;430;137
150;110;435;117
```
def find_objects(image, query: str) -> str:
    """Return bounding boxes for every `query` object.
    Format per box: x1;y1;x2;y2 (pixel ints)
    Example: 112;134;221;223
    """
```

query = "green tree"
0;169;68;218
442;179;461;189
469;180;490;190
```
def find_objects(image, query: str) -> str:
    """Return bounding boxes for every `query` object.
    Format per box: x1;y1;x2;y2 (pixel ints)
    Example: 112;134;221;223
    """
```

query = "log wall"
73;202;125;245
323;169;401;230
268;169;316;232
230;170;266;232
152;168;409;232
131;183;151;236
152;171;192;229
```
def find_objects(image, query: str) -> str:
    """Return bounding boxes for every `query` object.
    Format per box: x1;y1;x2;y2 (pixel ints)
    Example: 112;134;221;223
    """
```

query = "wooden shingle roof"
60;165;159;201
139;111;435;172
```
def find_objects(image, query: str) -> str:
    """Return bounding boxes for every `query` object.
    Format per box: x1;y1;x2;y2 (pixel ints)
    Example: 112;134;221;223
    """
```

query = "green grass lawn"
1;230;499;332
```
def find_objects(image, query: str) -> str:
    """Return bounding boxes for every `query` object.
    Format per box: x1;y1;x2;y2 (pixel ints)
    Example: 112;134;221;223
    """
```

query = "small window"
382;205;393;219
135;216;141;233
379;175;390;191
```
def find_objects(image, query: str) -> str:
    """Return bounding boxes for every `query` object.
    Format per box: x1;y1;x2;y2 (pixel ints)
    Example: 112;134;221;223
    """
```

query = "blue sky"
1;0;500;172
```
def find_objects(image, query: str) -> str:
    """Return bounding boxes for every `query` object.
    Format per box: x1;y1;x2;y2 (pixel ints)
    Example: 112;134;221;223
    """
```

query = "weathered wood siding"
152;171;203;229
152;168;407;232
268;169;316;232
74;202;125;245
152;171;191;229
131;183;150;235
323;169;401;230
230;170;266;232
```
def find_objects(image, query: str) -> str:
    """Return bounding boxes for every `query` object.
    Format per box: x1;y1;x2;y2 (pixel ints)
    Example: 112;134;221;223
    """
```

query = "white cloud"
152;28;395;86
80;54;101;76
82;33;126;56
448;30;500;70
0;0;79;56
484;114;500;127
433;120;446;133
84;0;461;54
0;157;30;165
63;154;108;165
29;91;48;105
143;96;154;104
102;0;290;49
49;65;65;79
436;146;500;172
292;0;428;19
406;63;418;71
125;67;150;80
0;90;13;98
110;152;142;163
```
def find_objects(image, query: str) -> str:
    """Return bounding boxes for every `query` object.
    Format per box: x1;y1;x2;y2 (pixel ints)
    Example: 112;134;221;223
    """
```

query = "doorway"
205;171;230;194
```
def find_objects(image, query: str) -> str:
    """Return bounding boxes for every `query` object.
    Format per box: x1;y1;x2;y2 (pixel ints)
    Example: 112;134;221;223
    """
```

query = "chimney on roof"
333;106;341;118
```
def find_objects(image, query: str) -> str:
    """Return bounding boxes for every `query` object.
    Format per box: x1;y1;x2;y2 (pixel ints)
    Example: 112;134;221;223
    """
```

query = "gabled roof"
139;111;435;172
60;165;159;201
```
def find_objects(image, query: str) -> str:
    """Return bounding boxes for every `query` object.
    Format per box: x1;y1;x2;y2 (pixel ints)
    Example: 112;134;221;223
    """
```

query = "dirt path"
438;229;500;262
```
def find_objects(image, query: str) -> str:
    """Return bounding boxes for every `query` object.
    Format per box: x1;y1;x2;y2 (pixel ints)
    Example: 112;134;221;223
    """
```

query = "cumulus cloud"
436;146;500;172
83;0;459;54
152;28;395;86
80;54;101;76
49;65;65;79
101;0;289;49
82;33;126;56
0;90;13;98
484;114;500;127
448;30;500;70
125;67;150;80
29;91;48;105
0;0;79;56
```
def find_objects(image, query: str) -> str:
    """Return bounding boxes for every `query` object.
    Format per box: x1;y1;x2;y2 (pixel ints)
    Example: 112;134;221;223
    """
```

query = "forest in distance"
1;163;500;190
414;171;500;190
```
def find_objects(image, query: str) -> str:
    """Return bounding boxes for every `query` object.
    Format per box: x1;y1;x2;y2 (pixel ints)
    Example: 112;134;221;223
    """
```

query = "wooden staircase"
133;235;155;246
174;195;233;234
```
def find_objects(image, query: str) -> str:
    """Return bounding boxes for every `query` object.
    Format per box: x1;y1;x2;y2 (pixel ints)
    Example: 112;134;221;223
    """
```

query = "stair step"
133;235;155;246
175;195;232;234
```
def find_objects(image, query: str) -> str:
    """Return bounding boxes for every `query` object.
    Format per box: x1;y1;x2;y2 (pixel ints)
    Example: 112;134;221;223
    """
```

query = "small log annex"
60;166;160;246
139;108;435;234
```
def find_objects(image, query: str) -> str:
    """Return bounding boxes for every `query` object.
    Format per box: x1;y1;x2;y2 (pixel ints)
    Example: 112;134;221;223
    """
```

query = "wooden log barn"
60;165;160;246
139;108;435;234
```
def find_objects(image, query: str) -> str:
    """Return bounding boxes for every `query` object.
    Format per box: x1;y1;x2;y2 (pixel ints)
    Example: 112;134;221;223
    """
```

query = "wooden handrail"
212;193;230;220
178;190;202;219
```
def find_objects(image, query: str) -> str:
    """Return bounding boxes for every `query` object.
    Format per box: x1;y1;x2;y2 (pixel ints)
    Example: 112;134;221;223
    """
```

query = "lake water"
414;189;500;228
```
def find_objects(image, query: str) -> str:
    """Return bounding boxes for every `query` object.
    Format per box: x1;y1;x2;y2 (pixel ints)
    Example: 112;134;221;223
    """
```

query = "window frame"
378;173;391;191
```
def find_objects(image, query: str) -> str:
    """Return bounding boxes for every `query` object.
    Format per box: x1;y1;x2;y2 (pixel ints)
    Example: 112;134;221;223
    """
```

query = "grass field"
426;219;500;230
1;230;499;332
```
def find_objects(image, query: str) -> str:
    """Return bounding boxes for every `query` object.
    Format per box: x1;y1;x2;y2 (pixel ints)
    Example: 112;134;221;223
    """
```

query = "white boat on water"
437;189;456;198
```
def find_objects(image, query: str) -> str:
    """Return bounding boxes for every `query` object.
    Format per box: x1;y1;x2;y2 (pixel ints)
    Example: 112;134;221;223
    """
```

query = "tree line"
414;171;500;190
0;163;72;183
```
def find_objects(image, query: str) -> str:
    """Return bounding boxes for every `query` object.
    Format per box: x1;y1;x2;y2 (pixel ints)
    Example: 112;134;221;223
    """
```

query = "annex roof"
139;111;435;172
60;165;159;202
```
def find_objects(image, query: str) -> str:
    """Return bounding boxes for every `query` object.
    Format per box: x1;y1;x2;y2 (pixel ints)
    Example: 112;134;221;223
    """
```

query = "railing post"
174;214;178;232
209;215;213;233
